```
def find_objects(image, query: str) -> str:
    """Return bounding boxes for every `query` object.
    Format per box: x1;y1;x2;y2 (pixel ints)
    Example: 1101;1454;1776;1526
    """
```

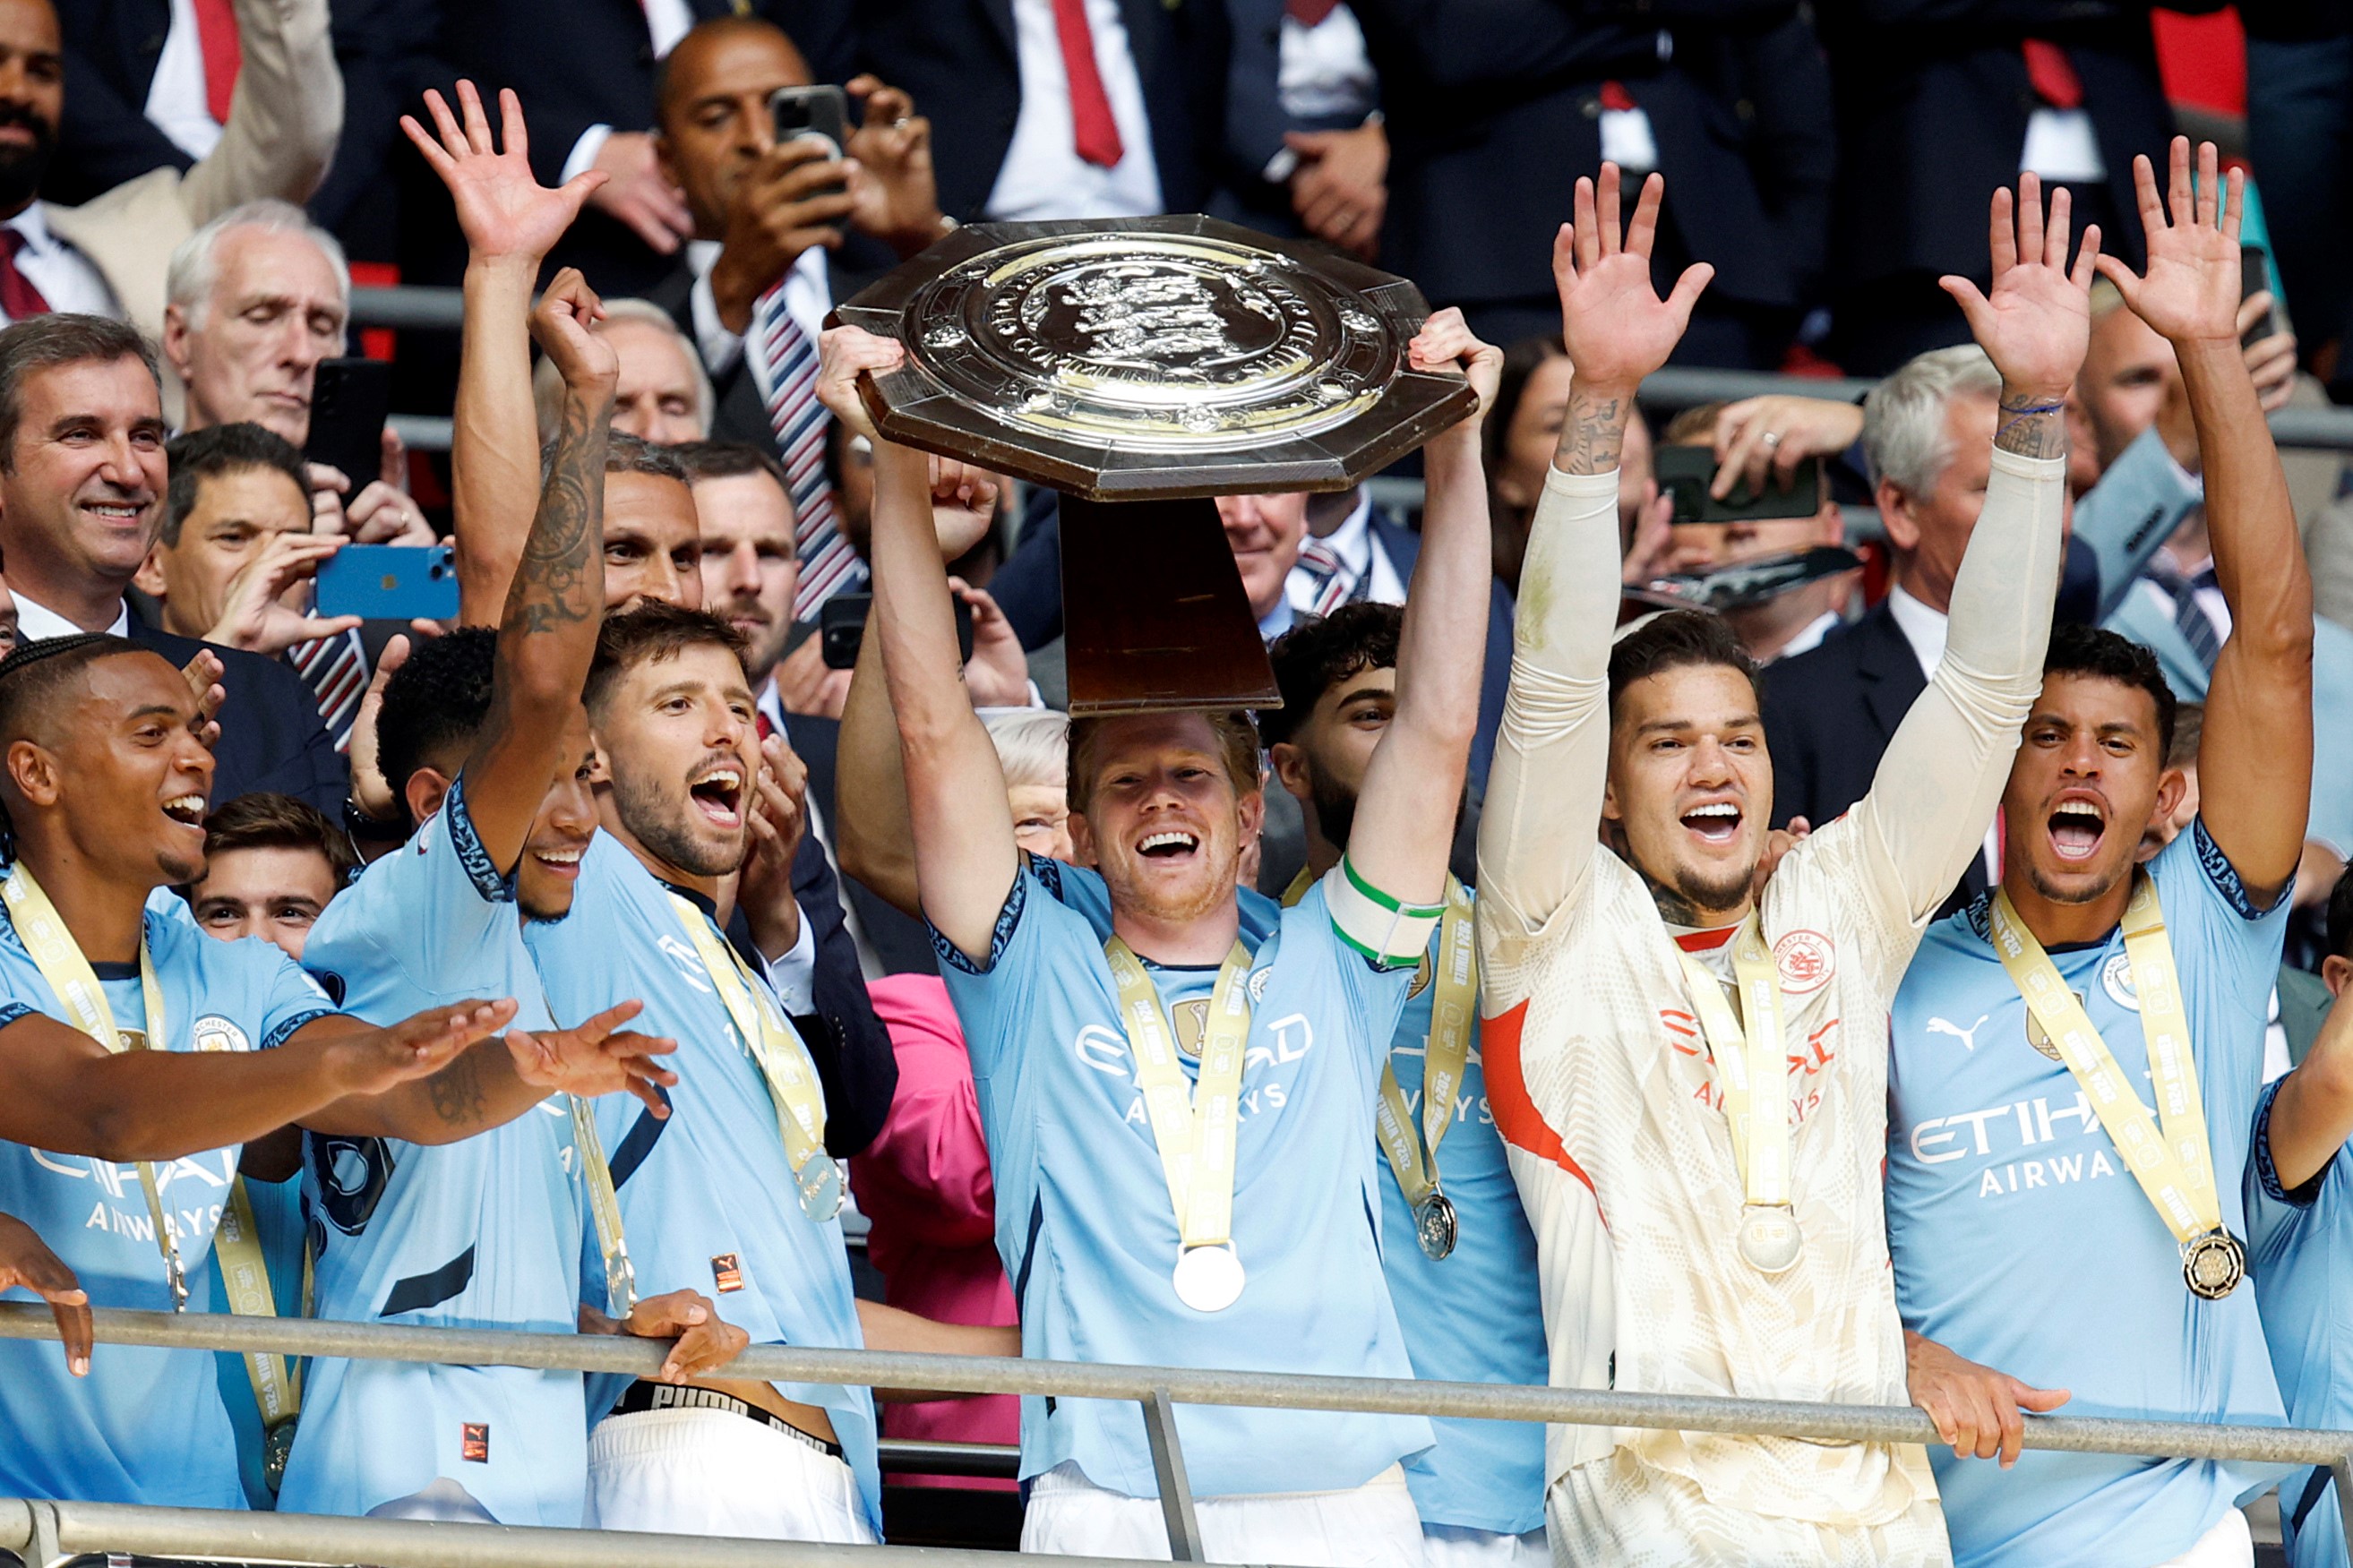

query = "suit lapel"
1854;604;1927;746
981;0;1019;56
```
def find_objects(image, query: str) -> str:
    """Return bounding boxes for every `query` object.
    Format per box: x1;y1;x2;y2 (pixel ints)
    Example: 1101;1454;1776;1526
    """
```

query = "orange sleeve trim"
1482;998;1603;1218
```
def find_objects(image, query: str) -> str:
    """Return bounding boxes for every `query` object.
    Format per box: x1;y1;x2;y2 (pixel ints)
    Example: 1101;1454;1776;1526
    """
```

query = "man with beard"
280;268;728;1525
1883;141;2313;1568
0;0;339;340
1261;600;1548;1568
526;602;1009;1540
823;290;1496;1562
0;629;642;1510
1476;162;2078;1564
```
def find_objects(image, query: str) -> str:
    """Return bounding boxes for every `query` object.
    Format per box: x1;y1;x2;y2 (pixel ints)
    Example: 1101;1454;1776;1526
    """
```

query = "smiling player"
1884;141;2313;1568
1475;164;2079;1564
823;298;1496;1564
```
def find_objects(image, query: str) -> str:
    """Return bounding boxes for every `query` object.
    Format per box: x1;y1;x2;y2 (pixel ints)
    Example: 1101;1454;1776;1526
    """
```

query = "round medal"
263;1417;298;1492
1172;1243;1246;1312
1736;1204;1803;1275
2182;1229;2246;1301
796;1152;846;1222
1413;1191;1459;1261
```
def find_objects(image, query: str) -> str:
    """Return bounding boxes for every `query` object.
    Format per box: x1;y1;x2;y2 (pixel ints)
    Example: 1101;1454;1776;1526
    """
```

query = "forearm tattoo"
1995;393;2068;461
428;1047;489;1127
502;393;605;636
1554;389;1629;476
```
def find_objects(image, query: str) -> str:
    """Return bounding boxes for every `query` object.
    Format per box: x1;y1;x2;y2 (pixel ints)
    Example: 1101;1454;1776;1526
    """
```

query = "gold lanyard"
0;865;302;1452
1673;914;1801;1272
1286;869;1477;1258
571;1092;637;1316
666;895;841;1221
1989;874;2242;1297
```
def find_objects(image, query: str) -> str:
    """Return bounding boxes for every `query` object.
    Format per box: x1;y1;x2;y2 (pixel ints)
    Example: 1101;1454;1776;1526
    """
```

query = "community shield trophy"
833;215;1477;715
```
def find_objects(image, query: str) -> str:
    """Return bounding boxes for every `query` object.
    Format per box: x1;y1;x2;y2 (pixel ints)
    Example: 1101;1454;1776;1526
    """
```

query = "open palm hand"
1941;174;2099;398
1552;165;1712;391
402;82;604;265
2095;138;2243;347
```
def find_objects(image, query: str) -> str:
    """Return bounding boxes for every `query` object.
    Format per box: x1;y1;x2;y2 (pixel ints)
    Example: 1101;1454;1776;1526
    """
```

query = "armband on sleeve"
1325;857;1443;970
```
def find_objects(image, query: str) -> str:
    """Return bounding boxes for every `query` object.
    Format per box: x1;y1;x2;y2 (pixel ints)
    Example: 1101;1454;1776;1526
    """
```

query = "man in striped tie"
644;17;952;622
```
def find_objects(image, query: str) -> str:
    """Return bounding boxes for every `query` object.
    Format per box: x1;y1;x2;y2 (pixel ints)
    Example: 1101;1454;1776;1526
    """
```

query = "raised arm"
1339;309;1498;912
459;270;614;867
401;83;605;629
1851;174;2088;921
177;0;342;221
816;329;1020;963
834;602;924;921
1477;167;1711;952
2097;140;2314;905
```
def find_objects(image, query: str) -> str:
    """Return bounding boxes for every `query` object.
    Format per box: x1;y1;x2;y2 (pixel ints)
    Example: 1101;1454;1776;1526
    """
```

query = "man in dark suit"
1349;0;1834;365
0;313;345;813
849;0;1224;224
1212;0;1386;258
1760;342;2010;913
1815;0;2186;373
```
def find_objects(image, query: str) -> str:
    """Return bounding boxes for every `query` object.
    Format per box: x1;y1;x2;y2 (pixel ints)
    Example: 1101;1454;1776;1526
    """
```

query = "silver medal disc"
1736;1204;1803;1274
796;1152;846;1221
1172;1244;1247;1312
2182;1229;2246;1300
1414;1192;1459;1261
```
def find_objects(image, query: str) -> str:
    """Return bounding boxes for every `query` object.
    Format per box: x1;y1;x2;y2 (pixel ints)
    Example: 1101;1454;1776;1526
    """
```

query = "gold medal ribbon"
571;1092;637;1317
1673;916;1792;1210
1;865;299;1437
668;895;831;1193
1990;874;2224;1250
1285;870;1477;1215
1104;938;1254;1253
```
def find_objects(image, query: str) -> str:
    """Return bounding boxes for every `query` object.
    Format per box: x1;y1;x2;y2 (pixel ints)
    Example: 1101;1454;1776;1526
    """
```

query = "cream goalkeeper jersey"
1475;451;2064;1530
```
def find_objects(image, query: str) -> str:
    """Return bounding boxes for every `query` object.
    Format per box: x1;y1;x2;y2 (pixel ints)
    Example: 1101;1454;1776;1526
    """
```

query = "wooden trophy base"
1058;494;1281;717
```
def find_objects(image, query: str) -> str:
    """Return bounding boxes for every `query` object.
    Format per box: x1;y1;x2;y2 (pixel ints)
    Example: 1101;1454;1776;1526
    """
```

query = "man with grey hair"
532;298;712;446
161;200;433;750
1759;342;2048;914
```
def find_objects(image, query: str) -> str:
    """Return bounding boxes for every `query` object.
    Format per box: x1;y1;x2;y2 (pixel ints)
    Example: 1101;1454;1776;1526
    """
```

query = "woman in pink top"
848;711;1074;1492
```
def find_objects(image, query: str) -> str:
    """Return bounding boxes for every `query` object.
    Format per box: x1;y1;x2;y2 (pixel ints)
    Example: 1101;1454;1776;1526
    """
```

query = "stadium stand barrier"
349;289;2353;456
2;1302;2349;1567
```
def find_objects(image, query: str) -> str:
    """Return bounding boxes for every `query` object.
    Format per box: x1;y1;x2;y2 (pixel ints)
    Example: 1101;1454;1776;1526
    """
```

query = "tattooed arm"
459;268;615;872
1849;174;2089;925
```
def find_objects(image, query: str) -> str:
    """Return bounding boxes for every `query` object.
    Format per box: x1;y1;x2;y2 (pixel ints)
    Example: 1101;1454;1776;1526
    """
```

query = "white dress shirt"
143;0;226;162
7;207;122;322
1767;608;1842;664
687;239;831;382
13;589;130;643
557;0;696;194
986;0;1164;220
1885;582;2000;882
2021;110;2106;184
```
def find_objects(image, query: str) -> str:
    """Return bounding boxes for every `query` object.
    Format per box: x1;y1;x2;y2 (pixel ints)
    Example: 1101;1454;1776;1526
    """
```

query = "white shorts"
584;1407;877;1544
1545;1452;1952;1568
2150;1507;2254;1568
1022;1460;1427;1568
1421;1522;1549;1568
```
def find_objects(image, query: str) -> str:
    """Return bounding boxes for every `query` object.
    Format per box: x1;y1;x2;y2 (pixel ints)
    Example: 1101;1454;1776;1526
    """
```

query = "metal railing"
347;286;2353;455
0;1302;2346;1567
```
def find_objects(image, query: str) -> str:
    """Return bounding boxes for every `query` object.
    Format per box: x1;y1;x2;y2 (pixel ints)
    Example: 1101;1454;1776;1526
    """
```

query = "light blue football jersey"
1886;823;2289;1568
1379;909;1546;1535
934;858;1433;1500
209;1167;305;1509
0;886;333;1508
2246;1077;2353;1568
282;776;588;1526
524;832;880;1530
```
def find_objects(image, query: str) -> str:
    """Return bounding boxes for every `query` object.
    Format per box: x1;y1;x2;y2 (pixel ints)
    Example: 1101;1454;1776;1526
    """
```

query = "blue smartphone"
314;544;459;622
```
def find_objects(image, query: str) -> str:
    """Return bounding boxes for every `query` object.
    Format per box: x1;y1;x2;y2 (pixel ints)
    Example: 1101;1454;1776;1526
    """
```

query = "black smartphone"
819;591;974;670
2240;244;2281;348
769;84;850;198
1653;443;1822;525
304;357;394;488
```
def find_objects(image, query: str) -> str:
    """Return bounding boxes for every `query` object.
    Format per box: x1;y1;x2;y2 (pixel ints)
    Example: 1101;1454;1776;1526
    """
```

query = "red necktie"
1051;0;1125;168
1599;81;1639;112
1287;0;1342;23
0;231;52;321
193;0;243;123
2022;40;2083;109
